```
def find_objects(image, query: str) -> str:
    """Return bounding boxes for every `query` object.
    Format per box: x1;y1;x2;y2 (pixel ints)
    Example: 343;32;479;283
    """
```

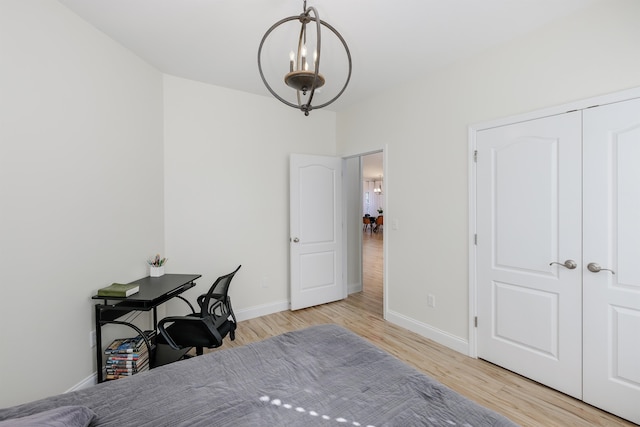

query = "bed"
0;324;517;426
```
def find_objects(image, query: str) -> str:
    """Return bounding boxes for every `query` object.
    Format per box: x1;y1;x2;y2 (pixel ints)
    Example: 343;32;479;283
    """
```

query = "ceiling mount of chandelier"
257;0;352;116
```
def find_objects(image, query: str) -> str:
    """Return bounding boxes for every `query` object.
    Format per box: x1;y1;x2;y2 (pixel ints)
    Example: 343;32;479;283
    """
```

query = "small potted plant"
148;254;167;277
377;208;383;215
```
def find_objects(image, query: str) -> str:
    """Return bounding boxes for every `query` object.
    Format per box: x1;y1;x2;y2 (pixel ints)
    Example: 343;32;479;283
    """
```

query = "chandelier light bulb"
289;51;295;72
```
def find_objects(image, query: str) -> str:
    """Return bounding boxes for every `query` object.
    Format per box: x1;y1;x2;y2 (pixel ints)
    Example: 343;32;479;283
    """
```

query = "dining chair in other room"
363;216;373;232
374;215;383;233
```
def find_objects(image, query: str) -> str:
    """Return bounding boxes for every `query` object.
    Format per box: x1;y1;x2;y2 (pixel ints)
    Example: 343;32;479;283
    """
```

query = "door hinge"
473;150;478;162
474;316;478;327
474;234;477;245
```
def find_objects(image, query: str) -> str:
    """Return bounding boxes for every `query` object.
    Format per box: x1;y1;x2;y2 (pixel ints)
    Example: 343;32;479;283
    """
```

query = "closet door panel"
476;112;583;399
583;97;640;425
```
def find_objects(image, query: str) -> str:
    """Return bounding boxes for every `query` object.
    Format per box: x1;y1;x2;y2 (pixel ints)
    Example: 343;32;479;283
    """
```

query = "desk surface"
92;273;202;305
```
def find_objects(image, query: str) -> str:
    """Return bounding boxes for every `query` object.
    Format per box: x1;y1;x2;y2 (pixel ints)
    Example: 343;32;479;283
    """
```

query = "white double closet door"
475;97;640;424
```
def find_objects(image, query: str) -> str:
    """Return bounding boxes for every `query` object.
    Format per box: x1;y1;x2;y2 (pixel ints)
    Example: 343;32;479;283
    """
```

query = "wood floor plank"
208;231;636;427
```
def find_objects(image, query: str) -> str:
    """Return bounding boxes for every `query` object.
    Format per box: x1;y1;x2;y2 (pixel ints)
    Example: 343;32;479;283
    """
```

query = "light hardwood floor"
211;230;636;427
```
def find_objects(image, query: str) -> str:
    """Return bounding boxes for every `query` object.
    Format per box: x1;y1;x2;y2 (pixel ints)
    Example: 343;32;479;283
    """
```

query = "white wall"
163;75;336;318
0;1;164;407
337;0;640;350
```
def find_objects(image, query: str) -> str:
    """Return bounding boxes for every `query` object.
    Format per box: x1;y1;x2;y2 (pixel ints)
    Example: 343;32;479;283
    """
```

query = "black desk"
92;273;201;383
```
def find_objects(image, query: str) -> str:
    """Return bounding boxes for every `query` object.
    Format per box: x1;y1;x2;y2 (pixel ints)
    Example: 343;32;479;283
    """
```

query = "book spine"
106;354;148;363
107;355;140;360
104;347;148;357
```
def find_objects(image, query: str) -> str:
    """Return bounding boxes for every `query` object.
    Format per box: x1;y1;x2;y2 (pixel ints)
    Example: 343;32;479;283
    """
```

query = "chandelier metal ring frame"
257;4;352;116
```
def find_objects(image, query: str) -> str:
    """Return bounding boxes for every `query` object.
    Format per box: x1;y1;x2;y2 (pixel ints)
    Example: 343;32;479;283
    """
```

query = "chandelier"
257;0;352;116
374;181;383;194
374;176;383;194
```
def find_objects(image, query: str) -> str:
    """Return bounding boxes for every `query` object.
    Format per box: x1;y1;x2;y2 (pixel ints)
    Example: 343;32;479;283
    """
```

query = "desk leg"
94;305;103;383
153;306;158;331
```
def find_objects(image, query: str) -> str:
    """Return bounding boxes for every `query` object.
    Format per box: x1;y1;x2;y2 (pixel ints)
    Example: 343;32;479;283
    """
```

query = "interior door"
583;98;640;424
476;112;583;398
290;154;345;310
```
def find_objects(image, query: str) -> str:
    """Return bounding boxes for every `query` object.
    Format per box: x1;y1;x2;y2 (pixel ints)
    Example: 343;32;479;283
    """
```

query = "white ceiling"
56;0;600;114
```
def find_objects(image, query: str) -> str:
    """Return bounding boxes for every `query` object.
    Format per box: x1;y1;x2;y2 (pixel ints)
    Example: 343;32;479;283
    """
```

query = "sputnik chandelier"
257;0;352;116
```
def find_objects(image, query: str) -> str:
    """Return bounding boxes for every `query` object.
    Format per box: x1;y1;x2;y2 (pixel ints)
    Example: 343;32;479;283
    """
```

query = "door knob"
291;237;300;243
587;262;615;274
549;260;577;270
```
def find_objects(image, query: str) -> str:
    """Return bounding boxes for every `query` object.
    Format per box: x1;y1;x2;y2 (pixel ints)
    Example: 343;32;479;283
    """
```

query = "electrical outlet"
427;294;436;308
90;330;96;348
261;276;269;288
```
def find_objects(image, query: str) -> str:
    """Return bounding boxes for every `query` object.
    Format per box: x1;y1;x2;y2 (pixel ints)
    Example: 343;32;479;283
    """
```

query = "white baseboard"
385;309;470;355
234;299;290;322
348;281;363;294
65;373;97;393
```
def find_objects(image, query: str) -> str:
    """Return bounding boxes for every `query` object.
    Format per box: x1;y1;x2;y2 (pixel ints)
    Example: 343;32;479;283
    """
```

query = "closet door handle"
587;262;615;275
549;260;577;270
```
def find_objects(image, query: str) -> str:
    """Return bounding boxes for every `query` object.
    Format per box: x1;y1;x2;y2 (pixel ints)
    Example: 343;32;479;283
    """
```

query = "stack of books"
104;330;155;380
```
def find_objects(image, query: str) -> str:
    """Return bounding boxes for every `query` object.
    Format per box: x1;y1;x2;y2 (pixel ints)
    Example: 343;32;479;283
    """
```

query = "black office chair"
157;265;241;356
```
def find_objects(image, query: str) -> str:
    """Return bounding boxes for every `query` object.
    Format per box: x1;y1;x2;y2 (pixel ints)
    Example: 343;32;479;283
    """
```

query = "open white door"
290;154;345;310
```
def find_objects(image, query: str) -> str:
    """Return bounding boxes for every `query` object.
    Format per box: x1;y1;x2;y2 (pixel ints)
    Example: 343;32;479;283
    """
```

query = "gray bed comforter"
0;324;517;426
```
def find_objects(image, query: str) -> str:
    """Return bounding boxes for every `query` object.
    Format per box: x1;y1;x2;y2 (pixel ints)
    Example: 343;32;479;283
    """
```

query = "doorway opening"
361;152;383;303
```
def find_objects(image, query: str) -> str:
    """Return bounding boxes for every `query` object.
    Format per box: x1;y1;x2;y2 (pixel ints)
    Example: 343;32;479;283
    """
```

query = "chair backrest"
363;217;371;225
199;265;241;317
376;215;383;225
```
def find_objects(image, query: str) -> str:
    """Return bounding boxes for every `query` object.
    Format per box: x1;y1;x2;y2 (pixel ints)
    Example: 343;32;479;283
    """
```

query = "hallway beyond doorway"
363;230;382;303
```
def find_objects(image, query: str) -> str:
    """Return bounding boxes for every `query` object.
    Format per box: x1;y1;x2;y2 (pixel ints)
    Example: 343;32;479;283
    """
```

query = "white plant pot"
150;266;164;277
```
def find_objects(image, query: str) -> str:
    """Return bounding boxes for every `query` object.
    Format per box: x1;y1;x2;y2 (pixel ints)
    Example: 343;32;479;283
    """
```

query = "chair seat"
157;313;236;349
